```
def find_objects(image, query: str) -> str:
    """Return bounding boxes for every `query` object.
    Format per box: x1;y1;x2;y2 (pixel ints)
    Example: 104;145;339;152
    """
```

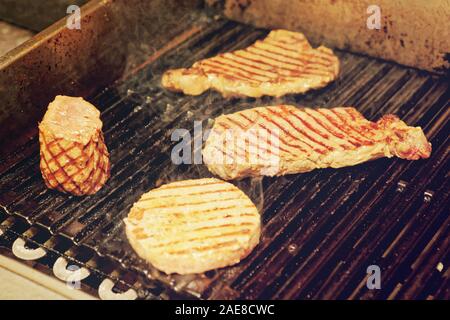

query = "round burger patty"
124;178;261;275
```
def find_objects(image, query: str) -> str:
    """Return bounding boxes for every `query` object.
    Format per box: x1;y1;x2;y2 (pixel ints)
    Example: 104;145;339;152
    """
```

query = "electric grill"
0;0;448;300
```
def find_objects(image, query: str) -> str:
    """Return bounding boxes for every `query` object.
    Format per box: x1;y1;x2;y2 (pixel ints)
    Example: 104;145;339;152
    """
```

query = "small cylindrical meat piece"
39;95;110;196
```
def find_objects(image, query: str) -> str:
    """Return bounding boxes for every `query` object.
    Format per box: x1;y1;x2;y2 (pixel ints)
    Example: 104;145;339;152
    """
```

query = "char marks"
162;29;339;97
201;31;337;84
39;96;110;196
203;105;431;180
125;178;261;274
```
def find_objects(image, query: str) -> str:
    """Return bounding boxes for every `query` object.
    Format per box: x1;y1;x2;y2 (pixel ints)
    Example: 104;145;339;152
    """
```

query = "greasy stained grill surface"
0;17;449;300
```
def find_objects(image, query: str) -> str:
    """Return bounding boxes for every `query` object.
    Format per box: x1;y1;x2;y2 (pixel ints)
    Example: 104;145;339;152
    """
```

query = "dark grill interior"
0;14;449;300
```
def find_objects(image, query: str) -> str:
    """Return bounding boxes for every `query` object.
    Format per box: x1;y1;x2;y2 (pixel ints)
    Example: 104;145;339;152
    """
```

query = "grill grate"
0;16;449;300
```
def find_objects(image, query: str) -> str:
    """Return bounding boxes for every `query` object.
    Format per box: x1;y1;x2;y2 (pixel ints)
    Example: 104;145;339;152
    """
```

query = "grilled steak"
124;178;260;275
203;105;432;180
39;96;110;196
162;29;339;97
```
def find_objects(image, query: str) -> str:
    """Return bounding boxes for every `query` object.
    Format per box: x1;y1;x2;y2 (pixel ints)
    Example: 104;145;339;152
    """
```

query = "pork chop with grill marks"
162;30;339;97
124;178;260;275
203;105;432;180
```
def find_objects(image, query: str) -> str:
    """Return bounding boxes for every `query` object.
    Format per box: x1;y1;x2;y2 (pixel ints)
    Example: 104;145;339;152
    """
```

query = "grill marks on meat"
39;96;110;196
124;178;260;275
203;105;432;180
162;30;339;97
